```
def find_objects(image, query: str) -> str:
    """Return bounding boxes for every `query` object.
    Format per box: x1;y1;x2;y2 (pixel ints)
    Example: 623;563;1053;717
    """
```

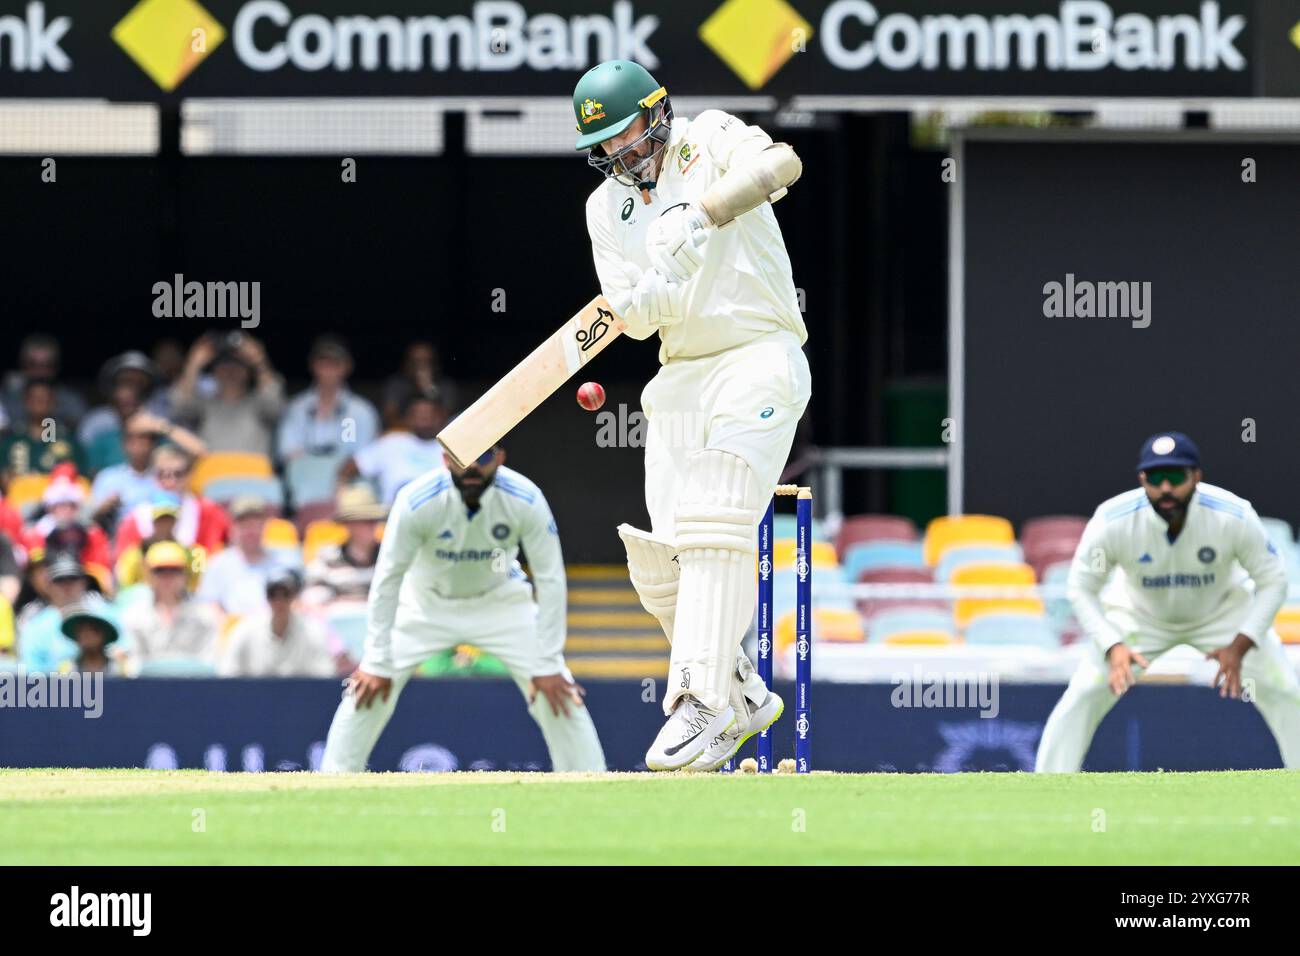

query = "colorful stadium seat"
1273;606;1300;644
950;562;1043;628
285;453;348;510
202;476;285;511
774;513;830;542
262;517;300;550
1020;515;1088;551
843;541;926;580
136;658;218;677
303;520;349;563
868;608;955;644
835;514;919;555
934;544;1023;583
964;613;1058;648
189;452;274;494
923;514;1015;567
773;538;839;571
882;629;958;647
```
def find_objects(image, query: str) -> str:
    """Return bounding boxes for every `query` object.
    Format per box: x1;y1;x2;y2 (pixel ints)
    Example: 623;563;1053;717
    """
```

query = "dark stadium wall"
959;134;1300;529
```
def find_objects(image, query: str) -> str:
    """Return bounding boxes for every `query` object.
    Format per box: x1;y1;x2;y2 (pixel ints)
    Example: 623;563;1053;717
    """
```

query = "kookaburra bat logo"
576;308;614;352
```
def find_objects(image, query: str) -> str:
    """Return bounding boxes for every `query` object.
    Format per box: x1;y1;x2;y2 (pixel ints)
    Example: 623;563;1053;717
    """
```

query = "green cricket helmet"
573;59;672;188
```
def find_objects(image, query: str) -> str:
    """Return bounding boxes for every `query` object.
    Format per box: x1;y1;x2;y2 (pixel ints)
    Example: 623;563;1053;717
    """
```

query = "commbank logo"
699;0;812;90
112;0;226;92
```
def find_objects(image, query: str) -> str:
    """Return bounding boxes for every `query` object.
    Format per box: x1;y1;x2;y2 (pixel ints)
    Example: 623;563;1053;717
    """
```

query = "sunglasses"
156;469;188;480
1144;467;1188;486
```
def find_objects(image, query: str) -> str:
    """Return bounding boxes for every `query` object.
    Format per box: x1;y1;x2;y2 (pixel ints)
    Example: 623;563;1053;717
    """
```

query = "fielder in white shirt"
320;448;605;772
574;59;809;770
1036;432;1300;771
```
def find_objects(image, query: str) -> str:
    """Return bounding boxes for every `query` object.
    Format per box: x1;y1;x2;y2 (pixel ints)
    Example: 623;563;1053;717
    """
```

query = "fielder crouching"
1036;431;1300;771
320;447;605;773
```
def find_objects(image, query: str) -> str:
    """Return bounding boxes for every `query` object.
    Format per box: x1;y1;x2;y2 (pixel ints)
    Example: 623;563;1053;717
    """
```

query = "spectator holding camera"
172;333;284;458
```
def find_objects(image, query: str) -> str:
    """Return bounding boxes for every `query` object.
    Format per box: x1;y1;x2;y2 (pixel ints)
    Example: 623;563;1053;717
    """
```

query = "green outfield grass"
1;769;1295;865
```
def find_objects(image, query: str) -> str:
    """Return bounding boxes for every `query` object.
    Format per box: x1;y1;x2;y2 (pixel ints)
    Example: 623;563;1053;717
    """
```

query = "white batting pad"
665;449;762;713
618;523;680;643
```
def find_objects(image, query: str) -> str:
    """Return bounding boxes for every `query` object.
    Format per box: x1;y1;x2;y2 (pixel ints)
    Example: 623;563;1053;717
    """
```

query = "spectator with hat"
120;541;220;669
113;445;230;561
113;495;201;590
61;599;124;674
19;553;97;672
24;476;113;574
277;335;380;465
218;568;333;677
78;351;167;452
0;378;85;477
172;332;284;458
90;410;206;532
303;484;386;606
196;495;300;617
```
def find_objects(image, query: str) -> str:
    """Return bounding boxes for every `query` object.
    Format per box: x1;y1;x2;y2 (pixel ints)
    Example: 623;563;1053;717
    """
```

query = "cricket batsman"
574;60;810;770
1036;432;1300;771
320;448;605;772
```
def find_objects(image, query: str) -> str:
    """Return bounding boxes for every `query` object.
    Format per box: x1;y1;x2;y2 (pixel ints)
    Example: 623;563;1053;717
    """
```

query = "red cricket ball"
576;381;606;411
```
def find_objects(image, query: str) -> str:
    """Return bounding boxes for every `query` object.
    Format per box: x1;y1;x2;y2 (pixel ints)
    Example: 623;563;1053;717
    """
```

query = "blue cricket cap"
1137;432;1200;472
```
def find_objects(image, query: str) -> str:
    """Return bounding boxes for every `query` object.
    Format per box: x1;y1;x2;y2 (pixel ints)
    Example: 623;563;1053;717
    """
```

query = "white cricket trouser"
1035;590;1300;771
641;330;811;537
320;581;605;772
641;331;812;712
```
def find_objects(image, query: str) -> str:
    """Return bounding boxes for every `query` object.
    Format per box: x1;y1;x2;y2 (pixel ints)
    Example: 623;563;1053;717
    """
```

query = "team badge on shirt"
492;523;510;540
677;142;699;175
1198;546;1216;563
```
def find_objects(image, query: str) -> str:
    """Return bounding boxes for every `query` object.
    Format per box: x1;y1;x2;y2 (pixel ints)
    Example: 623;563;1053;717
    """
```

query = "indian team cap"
1137;432;1200;471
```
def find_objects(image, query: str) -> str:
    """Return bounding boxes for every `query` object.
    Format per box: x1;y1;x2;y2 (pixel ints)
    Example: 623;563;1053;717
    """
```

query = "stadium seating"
292;500;336;536
855;568;947;621
263;517;300;550
934;544;1023;583
190;451;274;494
923;514;1015;567
285;453;347;510
0;596;12;653
5;473;92;518
775;606;866;650
773;513;830;542
303;520;349;563
950;562;1043;628
773;538;839;571
964;613;1058;648
203;476;285;511
868;607;955;644
1020;515;1088;552
136;658;218;677
835;514;919;554
1273;606;1300;644
842;541;926;580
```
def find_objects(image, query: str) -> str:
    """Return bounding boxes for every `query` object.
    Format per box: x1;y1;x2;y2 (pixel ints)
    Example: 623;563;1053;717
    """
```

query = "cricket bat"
437;295;626;468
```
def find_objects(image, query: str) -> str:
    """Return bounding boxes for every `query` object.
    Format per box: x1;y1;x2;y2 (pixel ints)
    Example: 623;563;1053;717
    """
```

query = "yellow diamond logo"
112;0;226;92
700;0;813;91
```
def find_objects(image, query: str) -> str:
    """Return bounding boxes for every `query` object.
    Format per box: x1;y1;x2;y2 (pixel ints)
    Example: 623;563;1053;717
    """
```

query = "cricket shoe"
686;691;784;772
645;697;737;771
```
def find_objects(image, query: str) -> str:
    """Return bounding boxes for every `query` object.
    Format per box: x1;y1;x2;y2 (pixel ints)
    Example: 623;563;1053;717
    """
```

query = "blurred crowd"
0;331;458;678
